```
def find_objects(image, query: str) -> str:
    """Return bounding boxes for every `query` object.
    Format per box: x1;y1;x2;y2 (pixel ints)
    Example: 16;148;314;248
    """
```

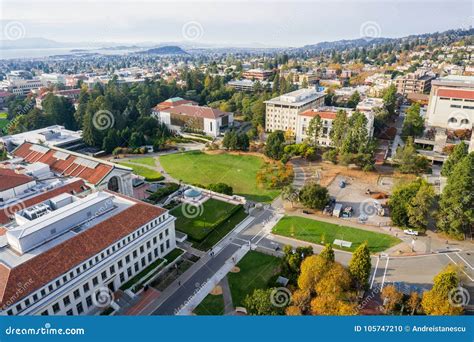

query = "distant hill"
138;45;188;55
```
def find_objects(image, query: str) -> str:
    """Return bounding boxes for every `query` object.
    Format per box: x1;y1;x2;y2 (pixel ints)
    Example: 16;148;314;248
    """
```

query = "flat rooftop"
0;191;135;268
432;75;474;88
265;88;325;106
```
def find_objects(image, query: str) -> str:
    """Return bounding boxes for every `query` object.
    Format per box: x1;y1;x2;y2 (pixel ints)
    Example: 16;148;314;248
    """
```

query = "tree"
298;183;330;210
207;183;233;195
319;244;335;263
281;185;298;207
381;285;404;314
441;141;468;177
402;103;424;139
406;181;435;230
281;245;313;283
347;90;360;108
383;85;397;116
437;153;474;239
388;178;434;228
244;288;286;315
329;109;348;150
264;130;285;160
348;242;371;290
421;266;463;315
406;292;421;315
306;115;322;146
393;137;429;174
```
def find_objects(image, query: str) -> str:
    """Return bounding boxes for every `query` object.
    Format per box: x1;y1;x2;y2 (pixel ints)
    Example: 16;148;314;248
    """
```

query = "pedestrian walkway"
220;276;234;315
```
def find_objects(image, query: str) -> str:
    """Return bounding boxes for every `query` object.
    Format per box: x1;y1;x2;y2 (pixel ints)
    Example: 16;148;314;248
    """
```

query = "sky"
1;0;473;47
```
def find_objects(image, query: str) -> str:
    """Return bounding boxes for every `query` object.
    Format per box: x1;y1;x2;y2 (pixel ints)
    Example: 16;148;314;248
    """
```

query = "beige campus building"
264;88;325;134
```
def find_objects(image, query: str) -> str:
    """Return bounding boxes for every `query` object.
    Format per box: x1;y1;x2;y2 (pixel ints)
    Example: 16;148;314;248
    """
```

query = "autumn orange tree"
286;244;358;315
421;265;464;315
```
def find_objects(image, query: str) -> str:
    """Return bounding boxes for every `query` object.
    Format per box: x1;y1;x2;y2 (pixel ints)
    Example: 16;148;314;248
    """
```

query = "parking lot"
326;175;392;227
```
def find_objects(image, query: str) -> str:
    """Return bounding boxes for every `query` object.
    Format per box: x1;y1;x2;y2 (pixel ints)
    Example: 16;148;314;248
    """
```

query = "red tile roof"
0;169;34;191
0;179;88;224
153;99;197;111
438;89;474;100
13;143;113;186
0;196;166;308
163;104;230;119
299;109;337;120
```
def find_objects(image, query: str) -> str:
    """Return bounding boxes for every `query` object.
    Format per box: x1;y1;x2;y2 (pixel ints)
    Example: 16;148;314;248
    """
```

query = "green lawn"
193;294;225;315
272;216;401;253
0;112;7;119
192;206;248;251
126;157;156;167
0;113;9;132
170;198;239;241
159;151;280;202
228;251;281;307
118;162;163;181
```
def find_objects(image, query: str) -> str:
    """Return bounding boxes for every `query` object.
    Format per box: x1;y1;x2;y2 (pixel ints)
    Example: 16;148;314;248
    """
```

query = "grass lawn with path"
159;151;280;202
228;251;281;307
118;162;163;181
272;216;400;253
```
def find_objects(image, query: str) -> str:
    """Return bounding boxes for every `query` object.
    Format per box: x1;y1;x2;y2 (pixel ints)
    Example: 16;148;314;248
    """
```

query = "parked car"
333;203;343;217
342;206;353;218
403;229;419;236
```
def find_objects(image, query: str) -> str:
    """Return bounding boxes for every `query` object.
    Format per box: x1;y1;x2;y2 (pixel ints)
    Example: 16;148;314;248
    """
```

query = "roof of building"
163;104;230;119
0;169;33;192
0;192;166;308
438;88;474;100
12;142;127;186
299;109;337;120
0;179;88;224
265;88;325;106
153;97;197;111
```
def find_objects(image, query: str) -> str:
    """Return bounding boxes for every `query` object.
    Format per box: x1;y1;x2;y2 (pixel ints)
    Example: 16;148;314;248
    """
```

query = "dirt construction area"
302;162;416;227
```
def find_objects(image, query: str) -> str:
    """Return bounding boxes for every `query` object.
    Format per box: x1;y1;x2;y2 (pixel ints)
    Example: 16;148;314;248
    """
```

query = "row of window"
450;104;474;109
39;237;171;316
5;214;169;315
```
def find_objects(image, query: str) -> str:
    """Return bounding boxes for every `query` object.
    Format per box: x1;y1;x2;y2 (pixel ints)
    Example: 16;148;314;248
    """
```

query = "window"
134;262;139;272
127;267;132;277
66;309;73;316
7;309;13;316
118;260;123;269
166;240;170;249
120;272;125;282
16;303;22;312
133;250;137;258
25;299;30;307
63;296;71;307
76;303;84;314
140;246;144;253
41;310;49;316
101;271;107;280
52;303;60;314
86;296;93;307
110;265;115;274
160;244;164;253
165;229;169;236
33;294;38;302
83;283;90;293
125;255;131;263
41;289;46;297
92;277;98;286
73;289;80;299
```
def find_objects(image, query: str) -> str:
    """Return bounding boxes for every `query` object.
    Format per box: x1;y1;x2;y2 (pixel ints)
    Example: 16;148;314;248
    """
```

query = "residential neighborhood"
0;1;472;328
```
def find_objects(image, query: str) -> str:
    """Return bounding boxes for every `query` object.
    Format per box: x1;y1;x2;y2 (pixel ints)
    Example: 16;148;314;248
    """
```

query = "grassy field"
170;198;238;241
125;157;156;167
272;216;401;253
0;113;7;119
118;162;163;181
159;151;280;202
228;251;281;307
193;294;225;315
192;206;248;251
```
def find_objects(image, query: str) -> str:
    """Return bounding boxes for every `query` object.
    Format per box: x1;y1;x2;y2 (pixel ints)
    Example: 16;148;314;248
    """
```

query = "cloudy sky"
1;0;473;47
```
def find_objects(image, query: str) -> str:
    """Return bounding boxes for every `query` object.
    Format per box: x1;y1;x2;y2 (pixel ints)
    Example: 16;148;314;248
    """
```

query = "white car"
403;229;419;236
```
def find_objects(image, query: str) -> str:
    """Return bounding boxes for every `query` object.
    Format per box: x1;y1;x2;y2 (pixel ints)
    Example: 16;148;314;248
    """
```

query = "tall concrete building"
265;88;325;134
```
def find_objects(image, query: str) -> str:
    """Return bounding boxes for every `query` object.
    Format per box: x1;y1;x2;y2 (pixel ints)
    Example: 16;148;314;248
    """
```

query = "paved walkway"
220;276;234;315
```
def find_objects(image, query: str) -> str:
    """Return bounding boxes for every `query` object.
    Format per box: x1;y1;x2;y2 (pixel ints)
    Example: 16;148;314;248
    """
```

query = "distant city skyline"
1;0;473;47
